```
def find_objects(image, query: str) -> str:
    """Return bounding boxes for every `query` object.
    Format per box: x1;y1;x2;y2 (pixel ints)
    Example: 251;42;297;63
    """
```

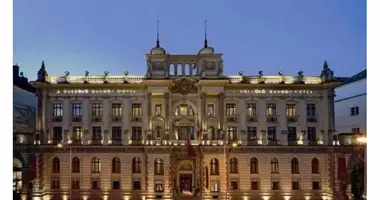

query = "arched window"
271;157;279;173
91;157;101;173
154;158;164;175
311;158;319;174
72;157;80;173
291;158;299;174
174;104;194;116
250;157;258;173
210;158;219;175
132;157;141;173
155;126;163;139
52;157;60;173
112;157;121;173
229;158;238;174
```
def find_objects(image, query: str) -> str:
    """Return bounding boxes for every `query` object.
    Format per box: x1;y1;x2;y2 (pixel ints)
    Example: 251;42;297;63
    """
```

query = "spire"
204;20;208;48
156;20;160;48
323;60;329;69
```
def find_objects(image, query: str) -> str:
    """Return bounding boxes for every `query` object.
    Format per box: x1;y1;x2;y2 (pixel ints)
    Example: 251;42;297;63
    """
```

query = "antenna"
204;20;208;48
156;20;160;47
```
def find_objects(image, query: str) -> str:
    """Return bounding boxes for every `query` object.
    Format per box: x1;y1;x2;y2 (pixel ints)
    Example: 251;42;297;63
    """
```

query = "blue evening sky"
14;0;366;79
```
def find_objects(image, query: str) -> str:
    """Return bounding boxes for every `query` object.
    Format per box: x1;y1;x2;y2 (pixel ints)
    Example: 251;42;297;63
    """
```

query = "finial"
323;60;329;69
41;61;45;68
156;20;160;47
204;20;208;48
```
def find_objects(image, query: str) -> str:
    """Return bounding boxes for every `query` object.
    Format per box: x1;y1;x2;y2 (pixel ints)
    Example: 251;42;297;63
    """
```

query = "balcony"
72;139;82;145
266;116;278;123
130;139;143;145
91;139;102;145
268;140;279;145
130;116;142;122
112;116;122;122
226;116;238;122
247;116;258;123
247;140;261;146
71;116;82;122
307;116;318;123
92;116;102;122
52;116;63;122
111;139;122;145
308;140;319;146
287;116;298;123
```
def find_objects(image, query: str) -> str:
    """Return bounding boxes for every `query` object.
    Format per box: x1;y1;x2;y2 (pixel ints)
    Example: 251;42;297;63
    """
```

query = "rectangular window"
92;126;102;140
52;127;62;141
207;104;215;116
132;104;142;116
307;127;317;141
268;127;277;141
312;181;321;190
133;181;141;190
92;179;100;189
286;104;296;116
210;183;219;192
352;128;360;133
247;127;257;141
227;126;238;140
155;183;164;192
112;181;120;189
230;181;238;190
226;103;236;116
306;104;316;117
292;181;299;190
71;103;82;116
72;126;83;141
112;103;122;116
250;181;259;190
155;104;162;116
51;178;60;189
132;127;142;140
287;127;297;141
52;103;63;116
266;103;277;116
112;127;122;141
350;106;359;116
71;180;80;189
271;181;279;190
247;103;256;116
92;103;102;116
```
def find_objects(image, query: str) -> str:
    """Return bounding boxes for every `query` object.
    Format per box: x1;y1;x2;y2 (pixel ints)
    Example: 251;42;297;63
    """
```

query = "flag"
186;136;196;157
28;154;37;182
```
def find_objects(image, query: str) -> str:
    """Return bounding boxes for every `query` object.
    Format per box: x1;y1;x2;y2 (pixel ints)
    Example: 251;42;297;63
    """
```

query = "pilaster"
82;98;89;131
257;100;267;145
279;100;288;145
122;98;130;144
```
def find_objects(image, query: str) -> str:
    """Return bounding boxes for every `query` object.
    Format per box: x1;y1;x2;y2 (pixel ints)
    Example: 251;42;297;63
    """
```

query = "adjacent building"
14;40;362;200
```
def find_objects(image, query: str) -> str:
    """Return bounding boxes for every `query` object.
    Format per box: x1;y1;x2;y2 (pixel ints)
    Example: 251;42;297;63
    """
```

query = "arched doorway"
13;158;23;196
177;160;195;195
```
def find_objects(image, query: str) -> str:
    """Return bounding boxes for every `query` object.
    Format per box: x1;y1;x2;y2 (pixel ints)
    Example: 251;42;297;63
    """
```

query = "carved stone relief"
171;78;197;94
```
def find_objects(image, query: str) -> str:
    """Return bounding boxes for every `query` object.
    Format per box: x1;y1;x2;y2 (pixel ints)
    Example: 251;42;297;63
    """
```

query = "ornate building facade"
14;42;363;200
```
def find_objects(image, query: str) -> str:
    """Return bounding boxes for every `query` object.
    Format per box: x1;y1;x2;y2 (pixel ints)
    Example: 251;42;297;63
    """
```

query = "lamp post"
57;143;72;199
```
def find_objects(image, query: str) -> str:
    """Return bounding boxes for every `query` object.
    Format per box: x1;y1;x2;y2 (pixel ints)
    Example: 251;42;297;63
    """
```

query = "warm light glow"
297;140;303;145
48;140;52;144
262;196;270;200
57;143;63;148
356;136;367;144
283;196;290;200
258;140;263;144
67;140;72;144
123;196;130;200
62;195;68;200
232;143;237;147
305;196;310;200
317;140;323;145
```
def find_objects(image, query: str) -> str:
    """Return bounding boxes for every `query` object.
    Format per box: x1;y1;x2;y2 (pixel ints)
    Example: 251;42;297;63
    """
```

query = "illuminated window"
229;158;238;174
155;183;164;192
92;126;102;141
250;157;258;173
71;179;80;189
306;104;316;117
132;126;142;140
91;157;101;173
132;157;141;173
72;126;82;141
226;103;236;116
50;177;60;189
52;103;63;116
155;104;162;116
247;127;257;141
175;104;194;116
112;157;121;173
112;103;122;116
52;157;60;173
207;104;215;116
72;157;80;173
227;126;237;141
271;181;279;190
91;103;102;116
111;127;122;141
291;158;299;174
211;182;219;192
132;104;142;116
71;103;82;116
266;103;276;116
154;158;164;175
286;104;296;116
210;158;219;175
271;158;279;173
311;158;319;174
247;103;256;117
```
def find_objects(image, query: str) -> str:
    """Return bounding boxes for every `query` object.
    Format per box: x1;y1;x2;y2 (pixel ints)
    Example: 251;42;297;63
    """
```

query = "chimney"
13;64;19;81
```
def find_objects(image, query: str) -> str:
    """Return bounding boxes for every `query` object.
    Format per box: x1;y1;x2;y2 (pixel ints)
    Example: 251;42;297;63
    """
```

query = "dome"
150;46;166;55
198;46;215;55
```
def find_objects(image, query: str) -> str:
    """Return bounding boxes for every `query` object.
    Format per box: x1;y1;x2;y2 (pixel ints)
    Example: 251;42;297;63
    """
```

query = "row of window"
52;102;317;118
51;157;320;175
226;180;321;191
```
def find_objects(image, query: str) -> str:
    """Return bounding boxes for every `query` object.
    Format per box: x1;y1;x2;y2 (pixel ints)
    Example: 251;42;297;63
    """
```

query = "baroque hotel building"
14;40;359;200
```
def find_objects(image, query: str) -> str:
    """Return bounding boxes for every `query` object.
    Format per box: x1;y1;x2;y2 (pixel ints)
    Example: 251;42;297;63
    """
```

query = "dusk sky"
14;0;366;79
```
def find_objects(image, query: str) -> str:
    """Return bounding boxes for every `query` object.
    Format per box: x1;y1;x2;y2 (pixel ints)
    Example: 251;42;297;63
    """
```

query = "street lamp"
57;143;72;199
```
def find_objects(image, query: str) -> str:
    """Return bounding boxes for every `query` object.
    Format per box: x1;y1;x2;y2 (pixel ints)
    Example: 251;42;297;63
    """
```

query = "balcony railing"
91;139;102;145
268;140;279;145
247;116;258;123
287;116;299;123
307;116;318;123
52;116;63;122
247;140;261;146
226;116;238;122
130;116;142;122
112;116;122;122
228;75;321;84
71;116;82;122
266;116;278;123
111;140;122;145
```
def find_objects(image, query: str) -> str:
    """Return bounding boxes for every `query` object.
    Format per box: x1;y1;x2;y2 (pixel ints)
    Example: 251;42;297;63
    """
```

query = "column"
218;93;225;140
82;98;90;145
41;91;48;142
189;64;193;76
182;63;185;75
103;98;110;145
257;100;267;145
238;99;247;144
279;100;288;145
164;93;170;140
122;97;130;145
174;63;178;75
63;98;70;143
298;100;307;145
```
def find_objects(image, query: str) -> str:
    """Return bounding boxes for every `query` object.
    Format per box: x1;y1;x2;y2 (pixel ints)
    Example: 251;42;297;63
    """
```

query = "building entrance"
179;174;192;194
